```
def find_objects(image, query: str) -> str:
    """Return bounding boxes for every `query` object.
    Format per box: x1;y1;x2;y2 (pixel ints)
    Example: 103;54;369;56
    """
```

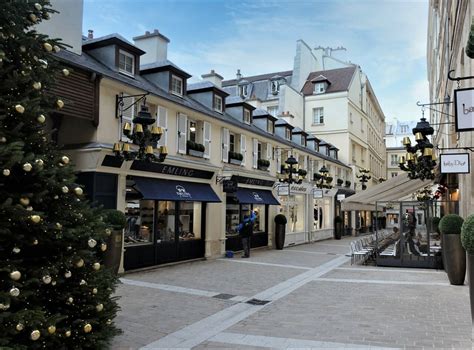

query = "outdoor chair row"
350;234;378;265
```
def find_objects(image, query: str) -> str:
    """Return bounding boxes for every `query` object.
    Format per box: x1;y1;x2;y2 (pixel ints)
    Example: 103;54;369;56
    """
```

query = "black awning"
133;177;221;202
235;188;280;205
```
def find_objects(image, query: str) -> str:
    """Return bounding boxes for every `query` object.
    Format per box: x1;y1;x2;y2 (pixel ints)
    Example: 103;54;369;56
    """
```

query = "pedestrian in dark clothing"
236;211;256;258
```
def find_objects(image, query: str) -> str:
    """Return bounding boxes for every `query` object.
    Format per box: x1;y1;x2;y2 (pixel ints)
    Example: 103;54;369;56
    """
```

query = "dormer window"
119;50;134;76
285;128;291;140
271;80;279;95
267;119;274;134
302;135;307;147
171;74;183;96
243;109;251;124
214;95;223;113
314;82;326;94
240;85;248;98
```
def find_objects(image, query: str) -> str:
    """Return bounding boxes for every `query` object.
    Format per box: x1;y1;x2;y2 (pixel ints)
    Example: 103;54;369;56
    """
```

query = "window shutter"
203;121;211;159
157;106;168;146
266;143;272;161
252;138;258;169
240;134;246;166
276;148;281;173
303;155;308;172
120;96;134;142
222;128;229;162
177;113;187;154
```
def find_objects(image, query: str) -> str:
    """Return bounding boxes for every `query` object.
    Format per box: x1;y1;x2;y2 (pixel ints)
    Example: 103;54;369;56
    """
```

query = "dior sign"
440;153;470;174
454;88;474;132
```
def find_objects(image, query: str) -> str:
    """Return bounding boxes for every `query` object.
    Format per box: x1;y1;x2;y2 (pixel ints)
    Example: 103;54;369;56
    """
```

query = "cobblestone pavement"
112;237;471;349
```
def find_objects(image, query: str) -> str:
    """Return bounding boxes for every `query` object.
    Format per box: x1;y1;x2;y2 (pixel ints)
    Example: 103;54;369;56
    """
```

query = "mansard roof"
302;66;356;95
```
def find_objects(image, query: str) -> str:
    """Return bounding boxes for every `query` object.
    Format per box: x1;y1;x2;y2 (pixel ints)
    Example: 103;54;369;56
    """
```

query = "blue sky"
83;0;429;122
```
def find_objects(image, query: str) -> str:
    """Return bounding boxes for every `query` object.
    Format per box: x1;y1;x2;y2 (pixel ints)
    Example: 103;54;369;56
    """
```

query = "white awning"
341;173;432;211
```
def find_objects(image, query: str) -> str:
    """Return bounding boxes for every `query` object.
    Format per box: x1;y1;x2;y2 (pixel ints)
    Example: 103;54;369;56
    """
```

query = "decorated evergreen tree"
0;1;120;348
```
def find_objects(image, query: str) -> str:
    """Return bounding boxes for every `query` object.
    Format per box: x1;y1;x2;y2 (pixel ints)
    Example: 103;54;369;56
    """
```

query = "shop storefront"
224;175;279;252
335;188;355;236
312;188;337;241
123;176;221;270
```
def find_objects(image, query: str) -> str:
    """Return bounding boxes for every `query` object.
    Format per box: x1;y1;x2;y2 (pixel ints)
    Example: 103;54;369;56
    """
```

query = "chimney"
133;29;170;65
201;69;224;88
88;29;93;39
236;69;242;80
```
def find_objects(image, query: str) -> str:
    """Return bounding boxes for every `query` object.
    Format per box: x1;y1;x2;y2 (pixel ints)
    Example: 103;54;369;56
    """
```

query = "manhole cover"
213;293;235;300
246;298;270;305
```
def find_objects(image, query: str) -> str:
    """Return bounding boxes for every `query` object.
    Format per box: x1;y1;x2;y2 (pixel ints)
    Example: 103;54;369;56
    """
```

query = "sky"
83;0;429;123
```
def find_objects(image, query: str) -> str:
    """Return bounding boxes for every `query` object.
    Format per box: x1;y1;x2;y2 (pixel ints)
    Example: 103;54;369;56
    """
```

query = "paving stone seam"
216;258;312;270
120;278;221;298
335;267;445;274
314;277;450;286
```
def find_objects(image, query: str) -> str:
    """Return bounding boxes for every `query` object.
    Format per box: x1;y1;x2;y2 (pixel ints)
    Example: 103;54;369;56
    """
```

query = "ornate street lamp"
415;186;432;202
279;155;303;184
313;165;333;189
356;168;371;190
398;117;436;180
113;95;168;163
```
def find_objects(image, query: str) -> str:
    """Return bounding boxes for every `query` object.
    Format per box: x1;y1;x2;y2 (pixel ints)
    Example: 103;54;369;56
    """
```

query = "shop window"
253;205;266;233
225;198;266;237
156;201;176;242
178;201;202;240
124;199;154;245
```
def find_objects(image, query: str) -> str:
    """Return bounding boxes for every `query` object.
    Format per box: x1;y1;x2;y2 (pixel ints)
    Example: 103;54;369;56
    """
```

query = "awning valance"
235;188;280;205
134;177;221;202
341;173;432;211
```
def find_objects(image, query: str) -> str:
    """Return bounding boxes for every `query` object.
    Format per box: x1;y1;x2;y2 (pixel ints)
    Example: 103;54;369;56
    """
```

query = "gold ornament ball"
55;222;62;230
44;12;50;19
29;14;37;22
92;288;98;295
61;155;70;164
106;319;112;325
80;279;87;285
38;59;48;68
61;186;69;194
56;99;64;108
65;330;71;337
105;228;112;236
19;46;26;53
10;270;21;281
3;169;10;176
51;280;56;286
16;323;24;331
75;258;84;268
34;3;42;10
23;163;32;172
33;82;42;90
67;297;73;303
10;287;20;297
0;303;10;310
35;159;44;167
30;330;40;341
20;197;30;206
54;45;60;53
30;215;41;224
12;247;20;254
0;136;6;143
83;324;92;333
74;187;83;196
47;325;56;334
37;114;46;123
92;263;100;271
64;270;72;278
42;275;52;284
26;206;33;211
88;238;97;248
43;42;53;52
96;304;104;312
15;104;25;113
100;243;107;251
32;239;38;245
62;69;70;76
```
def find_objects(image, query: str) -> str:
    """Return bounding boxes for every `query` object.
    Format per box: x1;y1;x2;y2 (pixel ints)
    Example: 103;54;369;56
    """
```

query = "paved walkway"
112;237;471;349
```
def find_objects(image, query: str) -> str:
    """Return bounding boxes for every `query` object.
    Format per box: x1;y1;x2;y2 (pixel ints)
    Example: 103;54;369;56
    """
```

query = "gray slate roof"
187;81;229;96
222;70;293;86
140;60;192;78
301;66;356;95
82;33;145;55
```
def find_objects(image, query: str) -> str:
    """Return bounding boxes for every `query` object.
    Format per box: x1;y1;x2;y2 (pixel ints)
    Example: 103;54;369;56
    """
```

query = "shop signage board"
231;175;274;187
131;161;214;179
440;153;470;173
223;179;238;193
454;88;474;132
337;194;346;201
313;189;323;198
277;183;313;196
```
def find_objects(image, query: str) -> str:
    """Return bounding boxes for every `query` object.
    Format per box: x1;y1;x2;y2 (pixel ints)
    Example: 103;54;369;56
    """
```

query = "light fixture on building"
398;117;436;180
356;168;371;190
313;165;333;189
113;94;167;162
279;155;302;184
415;186;432;201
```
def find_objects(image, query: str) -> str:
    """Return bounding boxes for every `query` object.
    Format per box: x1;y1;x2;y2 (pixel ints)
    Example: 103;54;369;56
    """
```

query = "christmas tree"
0;1;120;348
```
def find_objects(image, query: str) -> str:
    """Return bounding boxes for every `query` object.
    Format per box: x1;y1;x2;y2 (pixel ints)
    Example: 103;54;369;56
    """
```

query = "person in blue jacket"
236;211;257;258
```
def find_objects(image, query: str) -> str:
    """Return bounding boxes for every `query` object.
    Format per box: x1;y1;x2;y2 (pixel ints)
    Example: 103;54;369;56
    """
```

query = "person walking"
237;211;256;258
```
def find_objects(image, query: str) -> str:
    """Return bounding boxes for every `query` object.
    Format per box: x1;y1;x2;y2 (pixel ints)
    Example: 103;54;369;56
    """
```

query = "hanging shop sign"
313;189;324;198
336;194;346;201
454;88;474;132
223;179;238;193
440;153;470;174
277;183;313;196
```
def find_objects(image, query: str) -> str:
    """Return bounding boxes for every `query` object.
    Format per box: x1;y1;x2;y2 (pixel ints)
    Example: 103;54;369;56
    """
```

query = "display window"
125;199;154;245
179;201;202;240
225;196;267;236
280;195;305;233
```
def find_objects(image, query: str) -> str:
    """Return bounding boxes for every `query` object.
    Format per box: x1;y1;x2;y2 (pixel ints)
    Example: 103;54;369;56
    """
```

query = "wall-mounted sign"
277;183;313;196
454;88;474;132
337;194;346;201
223;179;238;193
313;189;323;198
131;161;214;179
440;153;470;174
231;175;274;187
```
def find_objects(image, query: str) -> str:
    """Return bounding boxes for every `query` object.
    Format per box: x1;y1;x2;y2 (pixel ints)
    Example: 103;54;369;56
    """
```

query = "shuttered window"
221;128;230;162
203;121;211;159
177;113;187;154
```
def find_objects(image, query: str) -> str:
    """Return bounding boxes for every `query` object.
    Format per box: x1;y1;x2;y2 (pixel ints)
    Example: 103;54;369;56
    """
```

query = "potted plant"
298;169;307;177
258;159;270;171
101;209;127;274
461;214;474;321
345;180;351;188
229;151;243;165
187;140;205;157
439;214;465;285
336;178;344;186
274;214;287;249
334;216;343;240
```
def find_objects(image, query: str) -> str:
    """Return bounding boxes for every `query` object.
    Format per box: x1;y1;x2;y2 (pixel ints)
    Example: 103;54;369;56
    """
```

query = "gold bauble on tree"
34;3;42;10
96;303;104;312
62;68;70;76
29;13;37;22
16;323;24;331
43;42;52;52
10;270;21;281
64;270;72;278
83;324;92;333
37;114;46;123
80;279;87;285
55;222;62;230
47;325;56;334
74;187;83;196
35;159;44;168
56;99;64;108
92;262;100;271
67;297;74;304
61;155;70;164
10;287;20;297
15;104;25;113
20;197;30;206
54;45;60;53
92;288;98;295
23;162;32;172
65;330;71;337
42;275;52;284
105;228;112;236
61;186;69;193
88;238;97;248
75;258;84;268
32;82;41;90
30;215;41;224
30;330;40;341
32;239;38;245
3;169;10;176
100;243;107;251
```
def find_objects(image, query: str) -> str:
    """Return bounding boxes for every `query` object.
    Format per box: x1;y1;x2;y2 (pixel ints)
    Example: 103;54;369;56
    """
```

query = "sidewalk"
112;237;471;349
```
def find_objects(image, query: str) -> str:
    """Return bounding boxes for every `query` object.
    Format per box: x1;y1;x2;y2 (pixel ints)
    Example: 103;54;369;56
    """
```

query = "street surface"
112;237;471;349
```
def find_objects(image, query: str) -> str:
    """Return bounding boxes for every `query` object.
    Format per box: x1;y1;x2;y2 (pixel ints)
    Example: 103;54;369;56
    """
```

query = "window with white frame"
188;120;197;142
390;154;398;166
312;107;324;124
239;84;249;98
257;142;262;160
243;109;251;124
391;172;398;177
271;80;279;94
118;50;134;75
267;119;274;134
229;133;235;152
214;94;223;113
285;128;291;140
314;82;326;94
171;75;183;96
267;106;278;117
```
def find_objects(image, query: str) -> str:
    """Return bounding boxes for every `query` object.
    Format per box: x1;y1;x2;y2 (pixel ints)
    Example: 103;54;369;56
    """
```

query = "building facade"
385;120;418;179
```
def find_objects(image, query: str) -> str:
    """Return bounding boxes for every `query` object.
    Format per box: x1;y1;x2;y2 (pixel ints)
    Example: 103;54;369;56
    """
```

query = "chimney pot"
88;29;93;39
236;69;242;80
145;30;150;35
211;69;215;74
154;29;159;33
